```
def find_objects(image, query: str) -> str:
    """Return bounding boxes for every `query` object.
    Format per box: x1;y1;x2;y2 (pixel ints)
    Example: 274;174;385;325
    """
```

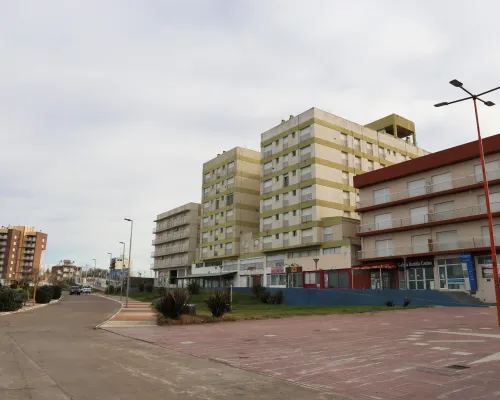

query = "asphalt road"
0;294;346;400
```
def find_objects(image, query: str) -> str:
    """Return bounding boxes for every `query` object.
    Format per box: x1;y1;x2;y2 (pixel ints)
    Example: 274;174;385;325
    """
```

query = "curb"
94;295;123;330
0;294;63;317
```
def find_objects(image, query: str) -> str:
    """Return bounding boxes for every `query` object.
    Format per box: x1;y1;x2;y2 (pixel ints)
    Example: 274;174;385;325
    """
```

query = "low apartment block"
151;202;200;287
199;147;260;263
354;133;500;303
51;260;82;284
257;108;427;288
0;226;47;285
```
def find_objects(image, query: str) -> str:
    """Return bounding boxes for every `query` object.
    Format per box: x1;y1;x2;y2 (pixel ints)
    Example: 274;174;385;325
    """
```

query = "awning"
182;271;237;279
352;263;397;270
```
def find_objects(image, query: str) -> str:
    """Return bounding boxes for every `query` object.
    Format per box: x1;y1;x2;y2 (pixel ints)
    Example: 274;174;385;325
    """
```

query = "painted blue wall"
231;288;483;307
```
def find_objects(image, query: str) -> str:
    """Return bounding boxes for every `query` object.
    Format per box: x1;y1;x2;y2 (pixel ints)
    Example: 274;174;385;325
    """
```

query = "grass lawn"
128;289;419;322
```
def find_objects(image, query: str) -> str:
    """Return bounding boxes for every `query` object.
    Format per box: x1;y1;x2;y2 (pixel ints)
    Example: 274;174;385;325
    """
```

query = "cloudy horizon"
1;0;500;275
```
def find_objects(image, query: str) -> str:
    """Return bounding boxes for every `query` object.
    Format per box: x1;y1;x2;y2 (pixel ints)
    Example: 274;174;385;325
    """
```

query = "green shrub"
158;287;167;296
52;285;62;300
0;287;24;311
187;280;201;295
35;286;53;304
252;283;266;298
259;290;271;304
138;281;145;292
271;290;284;304
153;289;190;320
10;282;18;289
145;283;154;293
204;290;231;318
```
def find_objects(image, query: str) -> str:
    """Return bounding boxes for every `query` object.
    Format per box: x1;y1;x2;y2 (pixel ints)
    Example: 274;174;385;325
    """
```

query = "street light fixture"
435;79;500;326
124;218;133;308
107;252;112;287
119;241;126;302
92;258;96;281
313;258;319;271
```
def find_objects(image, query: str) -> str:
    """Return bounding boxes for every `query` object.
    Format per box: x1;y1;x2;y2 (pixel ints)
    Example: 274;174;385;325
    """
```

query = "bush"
35;286;53;304
145;283;154;293
204;290;231;318
10;282;18;289
52;285;62;300
138;282;145;292
158;287;167;296
271;290;284;304
252;284;266;298
403;297;411;308
259;290;271;304
153;289;190;320
0;287;24;312
385;300;394;307
187;281;201;295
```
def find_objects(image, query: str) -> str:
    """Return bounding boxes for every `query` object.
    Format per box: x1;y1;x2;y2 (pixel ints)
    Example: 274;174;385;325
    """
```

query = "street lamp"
119;241;126;302
107;252;112;287
435;79;500;326
313;258;319;271
124;218;133;308
92;258;96;282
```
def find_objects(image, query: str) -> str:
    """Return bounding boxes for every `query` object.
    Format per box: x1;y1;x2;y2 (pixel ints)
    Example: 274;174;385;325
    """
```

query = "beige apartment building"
258;108;428;286
151;202;200;287
0;226;47;285
51;260;82;284
198;147;260;265
354;134;500;303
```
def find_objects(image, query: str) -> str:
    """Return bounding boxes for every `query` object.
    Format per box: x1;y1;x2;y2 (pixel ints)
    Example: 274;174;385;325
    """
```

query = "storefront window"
304;272;319;284
327;271;350;289
267;274;286;286
287;272;303;288
438;258;465;290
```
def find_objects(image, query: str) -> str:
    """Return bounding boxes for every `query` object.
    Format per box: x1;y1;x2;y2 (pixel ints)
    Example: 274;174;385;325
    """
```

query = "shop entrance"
407;267;432;290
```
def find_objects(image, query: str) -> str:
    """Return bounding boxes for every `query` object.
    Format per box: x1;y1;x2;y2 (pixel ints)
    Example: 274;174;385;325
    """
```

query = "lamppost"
92;258;96;283
107;252;112;287
313;258;319;271
435;79;500;325
119;241;126;302
124;218;133;308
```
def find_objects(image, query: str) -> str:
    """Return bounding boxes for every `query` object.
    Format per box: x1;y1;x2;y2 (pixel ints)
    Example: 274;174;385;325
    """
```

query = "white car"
82;286;92;294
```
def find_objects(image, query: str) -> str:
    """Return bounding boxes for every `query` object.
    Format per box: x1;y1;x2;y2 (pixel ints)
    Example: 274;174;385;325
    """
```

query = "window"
267;274;286;286
410;205;428;225
342;171;349;185
263;161;272;174
379;147;385;158
275;233;280;239
283;174;289;187
353;138;360;149
301;207;312;223
367;160;374;171
354;156;361;169
263;144;272;156
275;176;279;182
375;213;392;230
244;241;249;249
431;172;452;192
292;190;297;196
275;139;279;146
292;132;295;139
323;247;341;255
292;150;297;157
301;185;313;202
220;228;223;233
376;239;393;257
342;191;350;205
340;133;348;145
254;239;259;246
323;226;333;241
434;201;455;220
263;179;272;193
435;230;458;251
408;178;427;197
301;166;312;180
300;126;311;140
341;151;348;166
304;272;319;285
481;224;500;246
373;187;390;205
293;210;297;216
275;157;279;164
293;230;297;237
367;142;373;154
275;195;279;201
300;145;312;160
226;210;234;220
11;261;13;265
275;214;279;220
288;249;320;258
227;161;235;170
292;170;296;176
478;192;500;213
327;270;350;289
412;234;430;253
475;160;499;183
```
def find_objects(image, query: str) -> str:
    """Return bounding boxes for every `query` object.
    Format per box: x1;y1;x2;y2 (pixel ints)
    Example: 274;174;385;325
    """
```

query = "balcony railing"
153;231;190;245
152;247;187;257
227;166;235;174
225;249;233;255
354;143;361;151
262;204;273;212
263;223;273;231
263;243;273;249
359;236;497;259
264;150;273;157
300;132;311;141
301;193;313;202
358;169;500;208
301;173;312;181
283;199;290;206
340;139;348;147
283;220;290;227
367;148;374;155
302;235;314;244
357;202;500;233
263;168;273;176
283;160;289;168
227;215;233;221
341;159;349;166
283;239;290;247
324;233;333;241
263;186;272;194
301;215;312;223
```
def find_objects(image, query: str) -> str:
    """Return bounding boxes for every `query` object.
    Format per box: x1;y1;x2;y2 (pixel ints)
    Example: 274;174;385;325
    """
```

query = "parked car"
82;286;92;294
69;286;82;295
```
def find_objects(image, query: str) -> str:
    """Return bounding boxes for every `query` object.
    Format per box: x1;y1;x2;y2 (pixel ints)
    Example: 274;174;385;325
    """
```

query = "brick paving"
102;306;500;399
98;296;156;327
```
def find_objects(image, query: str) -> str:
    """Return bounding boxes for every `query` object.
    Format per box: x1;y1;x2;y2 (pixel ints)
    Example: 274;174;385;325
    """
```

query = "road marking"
329;328;339;331
458;328;472;331
412;331;425;334
413;343;429;346
431;347;450;351
480;327;493;330
264;334;277;337
180;341;195;344
429;340;485;343
380;323;390;325
427;330;500;339
404;338;418;341
452;351;473;356
422;319;430;322
469;351;500;365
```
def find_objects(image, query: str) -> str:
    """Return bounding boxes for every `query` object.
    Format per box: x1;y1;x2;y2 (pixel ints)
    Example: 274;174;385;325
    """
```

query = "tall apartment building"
51;260;82;284
151;202;200;287
258;108;428;287
354;133;500;303
0;226;47;285
198;147;260;265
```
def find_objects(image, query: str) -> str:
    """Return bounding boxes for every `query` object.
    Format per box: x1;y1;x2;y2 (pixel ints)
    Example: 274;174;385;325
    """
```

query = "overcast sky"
1;1;499;275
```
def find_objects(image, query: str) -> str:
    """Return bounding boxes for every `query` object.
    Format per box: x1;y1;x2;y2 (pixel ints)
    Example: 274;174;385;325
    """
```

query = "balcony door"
410;205;428;225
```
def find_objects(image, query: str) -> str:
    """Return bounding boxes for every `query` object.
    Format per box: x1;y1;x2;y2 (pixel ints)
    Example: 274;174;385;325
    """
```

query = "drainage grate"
447;365;470;370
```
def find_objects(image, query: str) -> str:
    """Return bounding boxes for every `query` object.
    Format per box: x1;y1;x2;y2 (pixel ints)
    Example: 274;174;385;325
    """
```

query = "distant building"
51;260;83;284
109;256;133;281
0;225;48;285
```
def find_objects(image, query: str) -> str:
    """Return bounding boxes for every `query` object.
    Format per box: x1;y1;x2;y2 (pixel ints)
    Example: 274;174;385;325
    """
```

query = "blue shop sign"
460;253;477;291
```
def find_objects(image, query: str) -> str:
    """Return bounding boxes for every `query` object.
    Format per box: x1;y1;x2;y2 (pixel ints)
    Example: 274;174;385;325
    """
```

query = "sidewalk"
0;298;61;316
97;295;156;328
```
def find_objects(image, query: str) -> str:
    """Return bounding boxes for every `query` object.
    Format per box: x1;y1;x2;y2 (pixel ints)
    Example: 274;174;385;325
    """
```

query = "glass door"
408;268;426;290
